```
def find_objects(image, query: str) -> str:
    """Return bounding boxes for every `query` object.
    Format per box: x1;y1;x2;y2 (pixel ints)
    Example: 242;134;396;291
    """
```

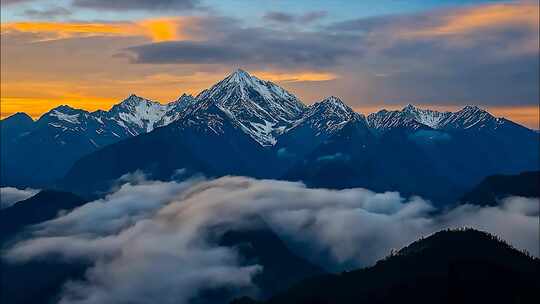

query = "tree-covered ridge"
233;228;539;304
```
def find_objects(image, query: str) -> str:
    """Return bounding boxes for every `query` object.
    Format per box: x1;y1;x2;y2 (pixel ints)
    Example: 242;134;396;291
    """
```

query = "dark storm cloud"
124;26;360;69
72;0;201;11
264;10;328;24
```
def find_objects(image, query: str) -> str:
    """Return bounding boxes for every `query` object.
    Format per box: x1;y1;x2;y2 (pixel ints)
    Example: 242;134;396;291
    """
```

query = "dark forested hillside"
234;229;539;304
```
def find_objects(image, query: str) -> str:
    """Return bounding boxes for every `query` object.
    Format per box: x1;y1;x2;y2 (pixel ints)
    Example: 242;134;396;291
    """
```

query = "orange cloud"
253;71;338;83
0;18;193;42
138;18;186;42
405;2;539;38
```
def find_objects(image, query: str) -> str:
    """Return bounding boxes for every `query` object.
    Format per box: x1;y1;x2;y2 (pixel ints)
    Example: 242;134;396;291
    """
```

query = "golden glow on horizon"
0;18;191;42
488;106;539;130
0;97;118;119
253;71;338;83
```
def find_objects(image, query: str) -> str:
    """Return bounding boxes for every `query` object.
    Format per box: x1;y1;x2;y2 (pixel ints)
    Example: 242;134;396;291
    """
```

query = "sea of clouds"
3;175;538;304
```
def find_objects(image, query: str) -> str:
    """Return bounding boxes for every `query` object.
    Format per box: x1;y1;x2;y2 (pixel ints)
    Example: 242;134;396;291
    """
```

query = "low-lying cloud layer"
4;176;539;304
0;187;39;209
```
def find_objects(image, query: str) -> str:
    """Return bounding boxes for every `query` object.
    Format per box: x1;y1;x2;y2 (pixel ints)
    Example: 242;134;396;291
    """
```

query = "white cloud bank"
0;187;39;209
3;176;539;304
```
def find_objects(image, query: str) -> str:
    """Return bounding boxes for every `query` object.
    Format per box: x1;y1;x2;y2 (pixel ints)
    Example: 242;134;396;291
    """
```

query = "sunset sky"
1;0;538;128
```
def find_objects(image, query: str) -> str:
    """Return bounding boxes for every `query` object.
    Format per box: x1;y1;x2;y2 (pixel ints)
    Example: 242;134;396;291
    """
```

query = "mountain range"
2;69;538;203
0;93;196;186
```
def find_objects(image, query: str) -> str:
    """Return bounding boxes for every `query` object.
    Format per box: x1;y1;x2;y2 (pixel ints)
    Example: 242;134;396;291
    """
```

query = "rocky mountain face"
195;69;306;146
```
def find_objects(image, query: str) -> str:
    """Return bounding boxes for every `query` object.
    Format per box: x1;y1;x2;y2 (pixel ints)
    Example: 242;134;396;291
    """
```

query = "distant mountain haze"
461;171;540;206
1;70;538;204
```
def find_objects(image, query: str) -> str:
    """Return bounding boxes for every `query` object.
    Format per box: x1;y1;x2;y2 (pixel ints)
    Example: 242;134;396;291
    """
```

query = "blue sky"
2;0;508;22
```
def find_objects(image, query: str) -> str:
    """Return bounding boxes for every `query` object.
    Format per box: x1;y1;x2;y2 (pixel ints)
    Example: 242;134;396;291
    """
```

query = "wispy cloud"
22;6;72;19
72;0;202;11
264;11;327;24
0;187;39;209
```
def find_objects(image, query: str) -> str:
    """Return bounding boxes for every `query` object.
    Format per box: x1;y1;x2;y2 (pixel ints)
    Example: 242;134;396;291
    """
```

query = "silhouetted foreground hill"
0;190;87;244
461;171;540;206
233;229;539;304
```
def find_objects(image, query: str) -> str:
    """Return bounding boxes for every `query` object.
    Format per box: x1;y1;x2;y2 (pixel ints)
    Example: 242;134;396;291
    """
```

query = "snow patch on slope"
49;110;80;124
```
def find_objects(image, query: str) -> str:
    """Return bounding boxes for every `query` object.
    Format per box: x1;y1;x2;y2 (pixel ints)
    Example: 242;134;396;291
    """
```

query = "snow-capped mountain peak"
224;68;253;84
194;69;307;146
367;104;454;131
157;94;197;126
105;94;168;134
367;108;426;132
367;103;511;133
115;94;160;109
462;105;482;112
170;93;194;105
402;103;417;112
199;69;306;116
309;96;359;120
317;96;352;110
438;105;501;130
400;104;452;129
40;105;90;126
286;96;365;137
